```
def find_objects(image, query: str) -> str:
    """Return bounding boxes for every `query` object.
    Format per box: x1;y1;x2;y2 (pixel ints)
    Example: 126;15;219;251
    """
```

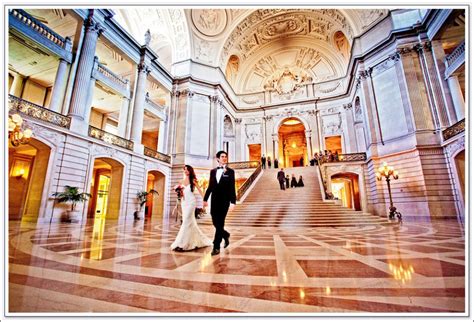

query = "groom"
203;150;236;256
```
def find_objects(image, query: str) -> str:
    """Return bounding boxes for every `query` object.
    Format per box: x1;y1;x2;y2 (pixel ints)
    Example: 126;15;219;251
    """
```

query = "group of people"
261;155;279;169
170;150;236;256
277;168;304;190
309;150;341;166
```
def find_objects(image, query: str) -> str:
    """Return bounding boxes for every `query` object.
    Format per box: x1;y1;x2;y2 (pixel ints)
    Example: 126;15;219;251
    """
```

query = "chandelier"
8;114;33;147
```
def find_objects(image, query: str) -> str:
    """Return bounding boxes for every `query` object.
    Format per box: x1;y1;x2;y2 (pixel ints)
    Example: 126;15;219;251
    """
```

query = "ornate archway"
277;117;308;167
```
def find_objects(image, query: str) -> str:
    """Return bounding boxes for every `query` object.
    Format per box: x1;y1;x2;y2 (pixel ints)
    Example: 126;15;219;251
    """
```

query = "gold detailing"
88;126;134;150
9;95;71;129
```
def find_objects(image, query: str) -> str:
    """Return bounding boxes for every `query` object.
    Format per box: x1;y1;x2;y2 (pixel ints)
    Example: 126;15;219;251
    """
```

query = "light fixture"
15;168;25;179
9;114;33;147
376;162;401;220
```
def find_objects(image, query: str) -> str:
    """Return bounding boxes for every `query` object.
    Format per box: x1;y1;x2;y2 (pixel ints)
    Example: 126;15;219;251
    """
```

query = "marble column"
68;16;103;120
305;129;313;161
234;118;242;161
9;73;25;97
118;96;130;137
157;119;166;153
83;75;96;128
316;110;324;151
49;58;69;113
130;62;150;152
447;75;465;121
272;133;279;164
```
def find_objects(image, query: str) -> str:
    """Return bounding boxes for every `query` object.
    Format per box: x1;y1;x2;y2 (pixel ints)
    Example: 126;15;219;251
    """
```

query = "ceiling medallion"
264;67;313;95
191;9;227;37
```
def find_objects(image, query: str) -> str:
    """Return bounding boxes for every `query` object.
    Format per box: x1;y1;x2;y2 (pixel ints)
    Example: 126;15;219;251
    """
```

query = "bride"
171;165;212;251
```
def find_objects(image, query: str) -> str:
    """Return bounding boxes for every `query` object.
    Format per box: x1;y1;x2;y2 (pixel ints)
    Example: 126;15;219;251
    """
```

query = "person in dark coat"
267;156;271;169
290;174;298;188
297;175;304;187
203;151;236;256
300;156;304;166
274;158;279;169
261;155;266;169
277;168;286;190
285;175;290;189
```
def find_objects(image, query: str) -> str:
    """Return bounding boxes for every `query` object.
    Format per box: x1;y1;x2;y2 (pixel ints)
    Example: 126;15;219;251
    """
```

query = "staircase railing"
234;162;262;200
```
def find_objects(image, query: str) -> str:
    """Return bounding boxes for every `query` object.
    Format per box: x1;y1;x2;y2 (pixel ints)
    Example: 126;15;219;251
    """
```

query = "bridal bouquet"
174;184;184;199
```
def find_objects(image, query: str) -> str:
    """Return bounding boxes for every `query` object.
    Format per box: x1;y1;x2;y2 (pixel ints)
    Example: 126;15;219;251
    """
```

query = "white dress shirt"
216;166;225;183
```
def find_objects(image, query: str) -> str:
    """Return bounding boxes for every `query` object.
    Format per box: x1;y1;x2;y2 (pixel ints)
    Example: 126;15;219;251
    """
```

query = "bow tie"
217;166;225;169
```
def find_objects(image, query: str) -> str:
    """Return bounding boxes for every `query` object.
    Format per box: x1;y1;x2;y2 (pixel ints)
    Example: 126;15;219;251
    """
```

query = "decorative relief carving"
194;39;213;63
168;9;190;60
191;9;227;37
315;81;341;94
445;135;465;157
223;115;234;137
245;123;261;142
137;62;151;75
27;121;64;146
264;67;312;95
322;113;342;135
234;118;242;124
357;9;387;30
343;103;352;110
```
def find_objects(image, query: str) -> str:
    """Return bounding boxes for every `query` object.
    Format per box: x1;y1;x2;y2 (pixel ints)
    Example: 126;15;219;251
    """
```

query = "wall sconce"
9;114;33;147
291;142;296;148
15;168;26;178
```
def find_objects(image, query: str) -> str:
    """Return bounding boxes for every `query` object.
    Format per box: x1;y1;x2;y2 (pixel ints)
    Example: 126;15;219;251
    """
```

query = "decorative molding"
445;135;465;157
343;103;353;110
191;9;227;37
88;126;134;151
234;118;242;124
137;62;151;75
442;118;465;141
144;147;171;163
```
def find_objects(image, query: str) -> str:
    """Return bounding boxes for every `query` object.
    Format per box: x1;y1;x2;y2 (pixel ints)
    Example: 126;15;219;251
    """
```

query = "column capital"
234;118;242;124
343;103;353;110
263;115;273;121
210;95;219;103
137;62;151;75
84;15;105;36
181;89;195;98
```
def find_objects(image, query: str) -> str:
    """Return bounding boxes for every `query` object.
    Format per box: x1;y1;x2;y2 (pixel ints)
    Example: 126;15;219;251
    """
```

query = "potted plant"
52;185;91;222
134;189;159;220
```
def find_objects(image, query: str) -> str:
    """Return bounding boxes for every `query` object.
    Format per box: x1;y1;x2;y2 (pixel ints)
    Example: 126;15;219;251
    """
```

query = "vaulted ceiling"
116;8;389;94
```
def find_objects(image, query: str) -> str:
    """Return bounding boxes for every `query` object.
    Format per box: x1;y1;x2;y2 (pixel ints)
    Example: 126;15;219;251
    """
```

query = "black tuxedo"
203;166;236;250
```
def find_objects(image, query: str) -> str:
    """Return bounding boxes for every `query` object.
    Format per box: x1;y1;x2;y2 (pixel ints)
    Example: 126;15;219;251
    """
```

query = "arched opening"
145;170;166;221
330;172;361;210
88;158;124;220
454;150;465;203
278;117;307;167
9;138;51;222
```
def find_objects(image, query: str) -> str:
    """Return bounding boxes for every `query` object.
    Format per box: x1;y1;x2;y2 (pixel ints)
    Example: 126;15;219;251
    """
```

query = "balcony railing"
9;94;71;129
97;63;129;88
237;164;262;200
319;152;367;164
442;118;465;141
445;41;465;69
88;126;134;151
227;161;260;170
144;147;171;164
9;9;67;49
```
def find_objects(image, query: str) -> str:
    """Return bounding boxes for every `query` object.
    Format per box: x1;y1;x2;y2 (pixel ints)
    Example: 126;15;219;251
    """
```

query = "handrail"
8;94;71;129
88;126;134;150
9;9;66;48
144;146;171;164
227;161;260;170
236;164;262;200
442;118;465;141
318;152;367;164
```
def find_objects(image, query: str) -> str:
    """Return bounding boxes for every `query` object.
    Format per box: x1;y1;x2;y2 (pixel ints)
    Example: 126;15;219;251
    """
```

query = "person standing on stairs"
285;175;290;189
203;151;236;256
291;174;298;188
261;155;266;169
277;168;286;190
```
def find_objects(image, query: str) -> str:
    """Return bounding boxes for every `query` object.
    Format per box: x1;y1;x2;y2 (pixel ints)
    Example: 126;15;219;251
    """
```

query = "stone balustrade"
97;63;129;87
8;94;71;129
10;9;67;48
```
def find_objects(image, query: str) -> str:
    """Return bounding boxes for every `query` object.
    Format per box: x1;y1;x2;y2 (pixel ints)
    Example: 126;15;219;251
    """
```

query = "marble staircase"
201;166;388;227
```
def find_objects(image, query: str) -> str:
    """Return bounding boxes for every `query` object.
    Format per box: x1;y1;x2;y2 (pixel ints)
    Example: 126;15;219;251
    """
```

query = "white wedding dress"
170;185;212;251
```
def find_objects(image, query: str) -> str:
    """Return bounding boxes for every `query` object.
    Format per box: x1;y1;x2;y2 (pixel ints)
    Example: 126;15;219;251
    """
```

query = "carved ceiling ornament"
191;9;227;37
264;66;312;95
221;9;354;67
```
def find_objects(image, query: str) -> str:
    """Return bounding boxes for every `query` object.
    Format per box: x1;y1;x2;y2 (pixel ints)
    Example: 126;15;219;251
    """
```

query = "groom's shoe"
224;236;230;248
211;248;220;256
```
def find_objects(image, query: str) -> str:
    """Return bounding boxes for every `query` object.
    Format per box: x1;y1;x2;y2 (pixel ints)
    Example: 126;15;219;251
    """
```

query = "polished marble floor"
7;215;466;315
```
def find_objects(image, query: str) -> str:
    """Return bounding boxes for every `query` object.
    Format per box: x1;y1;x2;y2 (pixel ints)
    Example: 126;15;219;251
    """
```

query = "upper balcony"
442;118;465;141
445;40;465;78
9;9;73;63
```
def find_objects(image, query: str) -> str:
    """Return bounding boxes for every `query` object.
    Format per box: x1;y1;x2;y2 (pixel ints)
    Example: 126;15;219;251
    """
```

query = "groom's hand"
203;201;208;208
229;203;235;212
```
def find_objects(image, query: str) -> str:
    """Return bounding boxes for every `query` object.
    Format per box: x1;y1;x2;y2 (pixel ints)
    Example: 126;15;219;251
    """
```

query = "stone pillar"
316;110;324;151
118;96;130;137
130;62;150;153
83;73;97;127
234;118;242;161
209;95;219;158
157;119;166;153
49;58;69;113
447;75;465;121
305;129;313;161
68;15;104;133
272;133;279;164
343;103;357;152
9;73;25;97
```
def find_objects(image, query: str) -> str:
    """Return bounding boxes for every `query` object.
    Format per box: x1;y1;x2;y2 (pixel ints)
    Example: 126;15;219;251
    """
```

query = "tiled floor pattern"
8;217;465;314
